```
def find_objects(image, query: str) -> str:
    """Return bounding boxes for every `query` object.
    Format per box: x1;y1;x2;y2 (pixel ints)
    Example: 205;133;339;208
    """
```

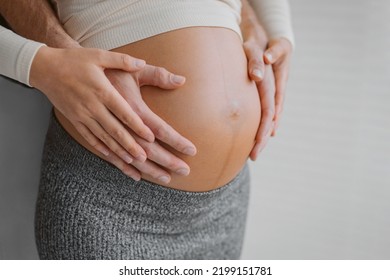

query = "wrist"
29;46;57;89
47;33;82;49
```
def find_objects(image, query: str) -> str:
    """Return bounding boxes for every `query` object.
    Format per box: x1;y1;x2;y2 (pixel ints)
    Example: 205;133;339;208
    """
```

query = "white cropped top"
0;0;294;86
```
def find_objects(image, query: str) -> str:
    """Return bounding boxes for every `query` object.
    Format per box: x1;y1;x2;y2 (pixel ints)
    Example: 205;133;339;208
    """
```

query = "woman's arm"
0;25;45;85
247;0;295;47
0;0;196;182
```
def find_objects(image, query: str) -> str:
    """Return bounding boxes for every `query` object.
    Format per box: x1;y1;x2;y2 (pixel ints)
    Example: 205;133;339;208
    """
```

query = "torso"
55;26;261;191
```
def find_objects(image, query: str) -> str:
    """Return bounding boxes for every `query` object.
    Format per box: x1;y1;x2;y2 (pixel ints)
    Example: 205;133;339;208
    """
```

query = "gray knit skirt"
35;113;251;260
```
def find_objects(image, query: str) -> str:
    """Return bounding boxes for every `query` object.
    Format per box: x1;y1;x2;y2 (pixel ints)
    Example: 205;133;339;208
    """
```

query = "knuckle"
154;67;167;83
263;108;275;117
121;54;131;67
154;124;167;139
112;128;125;140
100;131;112;143
72;108;86;120
85;103;98;116
94;49;106;61
95;89;111;101
166;160;179;171
83;97;101;113
122;114;134;127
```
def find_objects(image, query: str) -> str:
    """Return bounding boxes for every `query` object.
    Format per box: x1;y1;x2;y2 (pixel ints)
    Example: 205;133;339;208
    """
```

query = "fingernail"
136;153;147;162
265;53;273;62
135;59;146;68
123;155;133;164
183;147;196;156
145;132;155;143
125;170;140;180
132;175;141;181
98;147;110;157
172;75;186;84
176;168;190;176
158;176;170;184
252;69;263;79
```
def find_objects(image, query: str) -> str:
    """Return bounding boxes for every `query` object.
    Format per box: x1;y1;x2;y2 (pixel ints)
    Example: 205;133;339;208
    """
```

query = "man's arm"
0;0;79;48
0;0;196;183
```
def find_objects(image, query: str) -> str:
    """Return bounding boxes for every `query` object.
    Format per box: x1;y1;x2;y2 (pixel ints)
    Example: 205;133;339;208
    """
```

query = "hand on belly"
114;27;261;191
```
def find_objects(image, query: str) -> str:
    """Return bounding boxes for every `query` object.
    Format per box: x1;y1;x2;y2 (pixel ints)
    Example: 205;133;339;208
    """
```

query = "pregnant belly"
57;27;261;191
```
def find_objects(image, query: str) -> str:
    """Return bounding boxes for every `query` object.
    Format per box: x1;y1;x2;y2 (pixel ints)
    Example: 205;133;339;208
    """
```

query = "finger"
131;159;172;184
74;121;141;180
138;64;186;89
73;122;111;157
84;115;140;163
264;42;286;65
250;121;274;160
243;40;265;82
105;151;142;181
141;107;197;156
94;109;148;161
96;49;146;72
103;85;155;142
253;79;275;155
271;65;289;136
134;134;191;176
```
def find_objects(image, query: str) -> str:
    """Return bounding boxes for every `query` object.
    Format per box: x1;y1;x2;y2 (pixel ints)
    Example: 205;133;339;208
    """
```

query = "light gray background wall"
1;0;389;259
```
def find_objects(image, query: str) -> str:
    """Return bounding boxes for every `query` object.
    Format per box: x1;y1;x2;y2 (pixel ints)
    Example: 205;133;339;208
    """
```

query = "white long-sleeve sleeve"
248;0;295;47
0;26;45;86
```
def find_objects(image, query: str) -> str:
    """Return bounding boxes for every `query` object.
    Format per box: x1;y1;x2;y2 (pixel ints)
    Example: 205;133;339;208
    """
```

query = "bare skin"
1;0;293;184
0;0;197;182
59;26;261;191
241;0;293;160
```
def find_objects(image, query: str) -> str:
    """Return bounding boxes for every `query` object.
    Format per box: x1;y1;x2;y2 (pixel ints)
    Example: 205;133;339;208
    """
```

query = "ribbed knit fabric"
248;0;295;47
0;1;294;87
35;113;251;260
51;0;243;49
50;0;294;49
0;26;45;86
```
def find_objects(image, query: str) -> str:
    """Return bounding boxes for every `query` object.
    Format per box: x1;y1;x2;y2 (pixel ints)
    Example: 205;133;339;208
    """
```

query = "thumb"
264;42;285;64
243;41;265;82
138;64;186;89
264;38;292;64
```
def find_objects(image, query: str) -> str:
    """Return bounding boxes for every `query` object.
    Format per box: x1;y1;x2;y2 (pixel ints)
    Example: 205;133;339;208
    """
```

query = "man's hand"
105;68;197;183
30;46;196;181
3;0;196;182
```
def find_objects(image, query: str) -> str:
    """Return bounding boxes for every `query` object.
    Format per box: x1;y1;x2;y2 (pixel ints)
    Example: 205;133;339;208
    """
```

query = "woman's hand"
30;46;196;181
249;64;276;161
241;0;293;160
263;37;293;136
241;1;276;160
245;37;293;160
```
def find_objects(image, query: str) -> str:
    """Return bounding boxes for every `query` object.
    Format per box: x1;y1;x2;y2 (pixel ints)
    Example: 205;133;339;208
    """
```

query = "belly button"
228;101;241;120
